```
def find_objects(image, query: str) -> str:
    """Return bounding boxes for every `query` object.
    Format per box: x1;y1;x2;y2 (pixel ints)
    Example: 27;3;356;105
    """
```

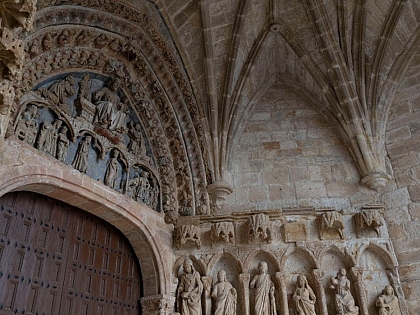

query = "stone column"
140;294;176;315
350;267;368;315
202;275;213;315
312;269;328;315
239;273;250;315
275;272;289;315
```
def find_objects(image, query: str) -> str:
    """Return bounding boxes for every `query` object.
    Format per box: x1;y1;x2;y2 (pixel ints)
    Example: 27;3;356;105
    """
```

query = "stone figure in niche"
149;177;159;209
15;104;39;145
250;261;276;315
293;274;317;315
56;125;70;163
136;171;151;204
376;285;402;315
177;258;203;315
104;149;119;188
127;121;146;156
330;268;359;315
72;136;92;174
113;97;129;133
38;75;76;113
36;119;62;156
42;32;54;50
212;270;237;315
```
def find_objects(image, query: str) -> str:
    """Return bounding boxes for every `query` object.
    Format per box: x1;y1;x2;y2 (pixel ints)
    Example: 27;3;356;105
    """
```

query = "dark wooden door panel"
0;191;141;315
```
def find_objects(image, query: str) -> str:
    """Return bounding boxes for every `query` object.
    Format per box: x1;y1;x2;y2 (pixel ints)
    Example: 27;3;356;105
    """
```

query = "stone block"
283;221;307;242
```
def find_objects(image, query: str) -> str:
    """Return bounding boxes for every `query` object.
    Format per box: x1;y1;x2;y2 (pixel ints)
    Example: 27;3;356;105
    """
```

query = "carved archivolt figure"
293;274;317;315
177;258;203;315
104;149;119;188
212;270;237;315
330;269;359;315
250;261;276;315
56;125;69;163
72;136;92;174
376;285;402;315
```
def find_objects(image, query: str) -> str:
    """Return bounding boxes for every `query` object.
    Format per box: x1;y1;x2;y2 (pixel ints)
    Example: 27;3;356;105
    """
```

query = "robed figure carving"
177;258;203;315
330;268;359;315
376;285;402;315
212;270;237;315
293;274;317;315
250;261;276;315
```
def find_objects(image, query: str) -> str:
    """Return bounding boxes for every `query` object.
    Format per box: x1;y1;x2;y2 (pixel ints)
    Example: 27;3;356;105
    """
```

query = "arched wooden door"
0;191;142;314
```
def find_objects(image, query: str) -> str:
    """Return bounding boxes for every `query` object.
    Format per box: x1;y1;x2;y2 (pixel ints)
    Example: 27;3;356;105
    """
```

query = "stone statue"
293;274;317;315
136;171;151;204
39;75;76;112
56;125;69;163
127;121;146;156
249;261;276;315
15;104;39;145
36;119;62;157
104;149;119;188
212;270;237;315
376;285;402;315
92;78;128;132
72;136;92;174
330;268;359;315
177;258;203;315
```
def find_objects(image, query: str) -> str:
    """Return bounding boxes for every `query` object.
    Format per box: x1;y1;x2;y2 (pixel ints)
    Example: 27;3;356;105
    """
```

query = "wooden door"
0;191;142;314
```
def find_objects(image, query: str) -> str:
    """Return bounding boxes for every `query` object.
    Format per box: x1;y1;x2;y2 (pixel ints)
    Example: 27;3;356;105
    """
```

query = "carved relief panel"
12;73;161;212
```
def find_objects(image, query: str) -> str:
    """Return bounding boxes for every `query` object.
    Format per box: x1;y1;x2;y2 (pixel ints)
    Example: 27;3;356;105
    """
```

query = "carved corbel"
319;210;345;240
247;213;272;243
175;224;201;249
210;221;235;247
354;205;384;238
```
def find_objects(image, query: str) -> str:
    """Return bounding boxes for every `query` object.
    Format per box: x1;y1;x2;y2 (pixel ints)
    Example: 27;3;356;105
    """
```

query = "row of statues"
177;260;402;315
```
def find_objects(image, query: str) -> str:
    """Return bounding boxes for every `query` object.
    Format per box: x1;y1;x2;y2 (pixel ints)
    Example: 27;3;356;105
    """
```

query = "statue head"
384;285;394;296
297;274;307;287
183;258;194;274
217;270;226;282
258;261;268;274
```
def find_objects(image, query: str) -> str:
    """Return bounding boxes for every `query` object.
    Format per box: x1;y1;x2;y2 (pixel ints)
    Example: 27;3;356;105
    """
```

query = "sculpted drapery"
212;270;237;315
177;258;203;315
250;261;276;315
